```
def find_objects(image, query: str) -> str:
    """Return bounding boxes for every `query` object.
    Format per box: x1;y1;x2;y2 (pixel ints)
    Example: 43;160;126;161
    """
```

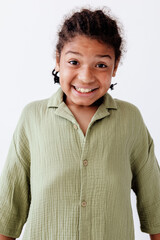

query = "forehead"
61;35;115;56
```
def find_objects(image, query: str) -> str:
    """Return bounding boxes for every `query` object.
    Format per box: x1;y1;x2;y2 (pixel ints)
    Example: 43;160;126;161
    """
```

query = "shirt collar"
47;87;118;110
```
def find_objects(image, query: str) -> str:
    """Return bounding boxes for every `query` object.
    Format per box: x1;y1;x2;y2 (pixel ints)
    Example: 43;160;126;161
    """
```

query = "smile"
72;86;99;97
73;86;98;93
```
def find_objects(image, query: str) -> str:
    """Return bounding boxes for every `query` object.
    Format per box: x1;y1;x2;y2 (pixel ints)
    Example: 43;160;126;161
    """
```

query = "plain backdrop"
0;0;160;239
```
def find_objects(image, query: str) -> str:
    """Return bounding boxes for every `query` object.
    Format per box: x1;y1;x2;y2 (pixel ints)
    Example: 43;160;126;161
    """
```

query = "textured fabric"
0;87;160;240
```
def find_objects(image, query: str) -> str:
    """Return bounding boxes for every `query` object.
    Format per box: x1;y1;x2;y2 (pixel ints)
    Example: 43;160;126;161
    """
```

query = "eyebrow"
96;54;112;59
65;51;112;59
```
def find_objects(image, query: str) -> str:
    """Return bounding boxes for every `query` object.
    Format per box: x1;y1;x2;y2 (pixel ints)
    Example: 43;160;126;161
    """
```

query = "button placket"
79;135;90;239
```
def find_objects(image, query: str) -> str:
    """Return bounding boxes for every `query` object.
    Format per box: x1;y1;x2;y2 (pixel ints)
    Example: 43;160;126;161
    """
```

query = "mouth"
72;85;98;93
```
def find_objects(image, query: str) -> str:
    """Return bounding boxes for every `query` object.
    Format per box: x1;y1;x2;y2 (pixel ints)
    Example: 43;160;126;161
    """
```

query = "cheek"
59;70;69;82
59;73;72;88
59;65;72;78
100;73;112;83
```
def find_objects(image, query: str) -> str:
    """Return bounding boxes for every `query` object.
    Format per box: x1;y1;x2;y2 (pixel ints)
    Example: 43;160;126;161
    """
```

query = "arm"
0;234;15;240
150;233;160;240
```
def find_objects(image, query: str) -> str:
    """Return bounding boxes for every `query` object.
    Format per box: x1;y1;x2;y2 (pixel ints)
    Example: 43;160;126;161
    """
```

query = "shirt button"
81;201;87;207
83;160;88;166
73;124;78;130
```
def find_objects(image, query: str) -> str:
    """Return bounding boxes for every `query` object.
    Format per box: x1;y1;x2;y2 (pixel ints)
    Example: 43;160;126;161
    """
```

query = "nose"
77;66;95;83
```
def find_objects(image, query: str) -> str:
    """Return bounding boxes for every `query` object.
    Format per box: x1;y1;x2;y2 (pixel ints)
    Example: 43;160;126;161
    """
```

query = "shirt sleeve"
131;110;160;234
0;106;31;238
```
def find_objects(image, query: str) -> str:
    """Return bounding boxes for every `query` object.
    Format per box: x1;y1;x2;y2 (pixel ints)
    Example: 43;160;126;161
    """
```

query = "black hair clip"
52;69;60;84
110;83;117;90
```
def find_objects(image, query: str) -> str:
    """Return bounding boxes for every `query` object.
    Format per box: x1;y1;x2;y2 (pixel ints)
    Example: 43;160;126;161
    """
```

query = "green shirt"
0;87;160;240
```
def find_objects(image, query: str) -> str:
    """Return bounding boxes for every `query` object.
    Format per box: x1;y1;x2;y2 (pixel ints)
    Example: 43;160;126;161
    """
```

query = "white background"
0;0;160;239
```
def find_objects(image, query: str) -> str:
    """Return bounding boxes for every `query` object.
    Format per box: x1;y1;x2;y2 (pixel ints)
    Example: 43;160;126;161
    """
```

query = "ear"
55;52;60;72
112;58;120;77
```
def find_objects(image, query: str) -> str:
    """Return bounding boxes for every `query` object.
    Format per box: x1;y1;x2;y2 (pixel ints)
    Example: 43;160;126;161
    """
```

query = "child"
0;7;160;240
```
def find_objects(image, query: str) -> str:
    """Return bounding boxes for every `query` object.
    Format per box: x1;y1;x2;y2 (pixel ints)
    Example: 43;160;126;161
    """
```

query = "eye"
96;63;107;68
69;60;79;65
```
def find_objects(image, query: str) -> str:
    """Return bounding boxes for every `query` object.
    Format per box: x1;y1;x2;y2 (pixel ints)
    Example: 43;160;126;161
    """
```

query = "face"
55;35;119;109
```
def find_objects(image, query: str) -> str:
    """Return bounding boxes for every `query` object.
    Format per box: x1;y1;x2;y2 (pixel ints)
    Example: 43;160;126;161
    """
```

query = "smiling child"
0;7;160;240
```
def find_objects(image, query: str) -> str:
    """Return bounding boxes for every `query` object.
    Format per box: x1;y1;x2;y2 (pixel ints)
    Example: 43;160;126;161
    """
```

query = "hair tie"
52;69;60;84
110;83;117;90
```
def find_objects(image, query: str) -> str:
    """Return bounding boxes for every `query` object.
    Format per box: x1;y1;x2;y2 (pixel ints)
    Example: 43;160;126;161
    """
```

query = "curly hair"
56;7;126;62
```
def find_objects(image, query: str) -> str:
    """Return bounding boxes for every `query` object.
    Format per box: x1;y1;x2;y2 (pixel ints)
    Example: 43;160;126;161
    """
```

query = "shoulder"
113;98;151;150
114;98;143;121
23;97;49;112
20;97;49;119
21;88;62;118
115;98;140;112
110;97;147;133
13;97;51;133
106;93;142;119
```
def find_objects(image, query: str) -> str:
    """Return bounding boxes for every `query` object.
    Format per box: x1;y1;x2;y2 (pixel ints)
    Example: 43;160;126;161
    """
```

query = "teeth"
75;87;93;93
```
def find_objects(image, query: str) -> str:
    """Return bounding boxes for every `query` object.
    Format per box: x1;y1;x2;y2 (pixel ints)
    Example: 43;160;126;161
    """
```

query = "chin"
75;101;93;107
